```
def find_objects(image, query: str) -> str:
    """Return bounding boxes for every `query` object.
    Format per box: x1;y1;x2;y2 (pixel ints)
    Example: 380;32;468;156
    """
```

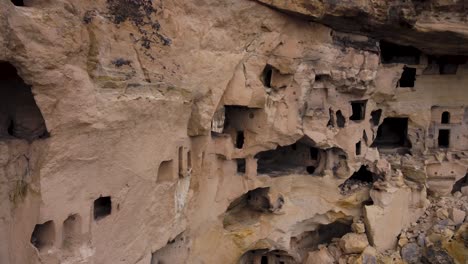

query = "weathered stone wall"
0;0;466;263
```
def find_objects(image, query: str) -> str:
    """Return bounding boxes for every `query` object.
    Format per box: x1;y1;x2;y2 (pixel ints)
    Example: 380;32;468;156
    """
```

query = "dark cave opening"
348;166;375;183
222;105;259;149
237;159;246;174
31;221;55;251
11;0;24;6
370;109;382;126
399;66;416;88
336;110;345;128
350;100;367;121
441;111;450;124
437;55;467;75
0;61;48;141
355;141;362;156
380;41;421;65
255;138;321;176
261;64;273;88
239;250;295;264
93;196;112;220
438;129;450;148
236;131;245;149
371;117;411;150
339;166;376;194
291;219;352;260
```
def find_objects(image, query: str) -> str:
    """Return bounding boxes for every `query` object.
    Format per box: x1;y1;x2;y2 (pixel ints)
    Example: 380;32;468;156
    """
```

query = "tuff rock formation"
0;0;467;263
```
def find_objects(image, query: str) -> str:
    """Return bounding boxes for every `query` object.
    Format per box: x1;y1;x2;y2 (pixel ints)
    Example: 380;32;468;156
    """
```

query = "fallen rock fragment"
339;233;369;254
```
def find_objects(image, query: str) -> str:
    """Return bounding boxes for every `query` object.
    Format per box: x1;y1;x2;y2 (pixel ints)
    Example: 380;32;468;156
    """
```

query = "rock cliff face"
0;0;467;263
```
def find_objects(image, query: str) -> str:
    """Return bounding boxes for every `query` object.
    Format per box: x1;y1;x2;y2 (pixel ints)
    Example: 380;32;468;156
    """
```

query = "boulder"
304;247;335;264
401;243;422;264
339;233;369;254
448;208;466;225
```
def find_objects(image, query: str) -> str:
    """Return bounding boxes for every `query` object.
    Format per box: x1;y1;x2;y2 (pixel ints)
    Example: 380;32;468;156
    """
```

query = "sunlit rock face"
0;0;466;263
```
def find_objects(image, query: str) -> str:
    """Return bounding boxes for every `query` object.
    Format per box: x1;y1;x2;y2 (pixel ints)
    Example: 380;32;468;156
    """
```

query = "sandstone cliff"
0;0;467;263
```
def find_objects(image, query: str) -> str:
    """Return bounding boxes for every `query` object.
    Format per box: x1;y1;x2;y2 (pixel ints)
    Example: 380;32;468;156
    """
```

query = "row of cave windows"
30;196;112;251
262;41;465;90
236;116;453;176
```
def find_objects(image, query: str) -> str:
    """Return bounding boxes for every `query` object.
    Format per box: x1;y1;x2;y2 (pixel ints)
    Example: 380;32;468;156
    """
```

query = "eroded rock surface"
0;0;467;263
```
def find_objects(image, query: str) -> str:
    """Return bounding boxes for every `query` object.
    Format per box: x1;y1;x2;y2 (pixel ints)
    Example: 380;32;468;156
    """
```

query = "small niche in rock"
336;110;345;128
290;219;352;260
355;141;362;156
380;40;421;64
315;74;328;82
261;64;274;88
398;66;417;88
62;214;82;248
327;108;335;127
0;62;48;141
370;109;382;126
151;232;189;264
236;159;246;174
31;221;55;251
157;160;174;182
371;117;411;153
350;100;367;121
452;174;468;194
438;129;450;148
441;111;450;124
255;137;322;176
339;166;376;195
93;196;112;220
178;146;184;178
239;249;295;264
236;131;245;149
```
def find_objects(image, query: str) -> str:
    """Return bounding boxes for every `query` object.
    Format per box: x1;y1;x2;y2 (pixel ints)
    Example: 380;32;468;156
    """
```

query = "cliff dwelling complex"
0;0;467;263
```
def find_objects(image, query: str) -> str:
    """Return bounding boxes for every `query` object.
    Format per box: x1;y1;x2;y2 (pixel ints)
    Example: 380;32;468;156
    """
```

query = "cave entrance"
236;131;245;149
371;117;411;151
290;219;352;260
398;66;416;87
370;109;382;126
336;110;345;128
438;55;467;75
261;64;273;88
11;0;24;6
236;159;246;174
239;250;295;264
441;111;450;124
438;129;450;148
0;61;48;141
221;106;258;148
380;41;421;64
255;137;321;176
93;196;112;220
31;220;55;251
350;100;367;121
355;141;362;156
348;166;374;183
339;166;376;194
